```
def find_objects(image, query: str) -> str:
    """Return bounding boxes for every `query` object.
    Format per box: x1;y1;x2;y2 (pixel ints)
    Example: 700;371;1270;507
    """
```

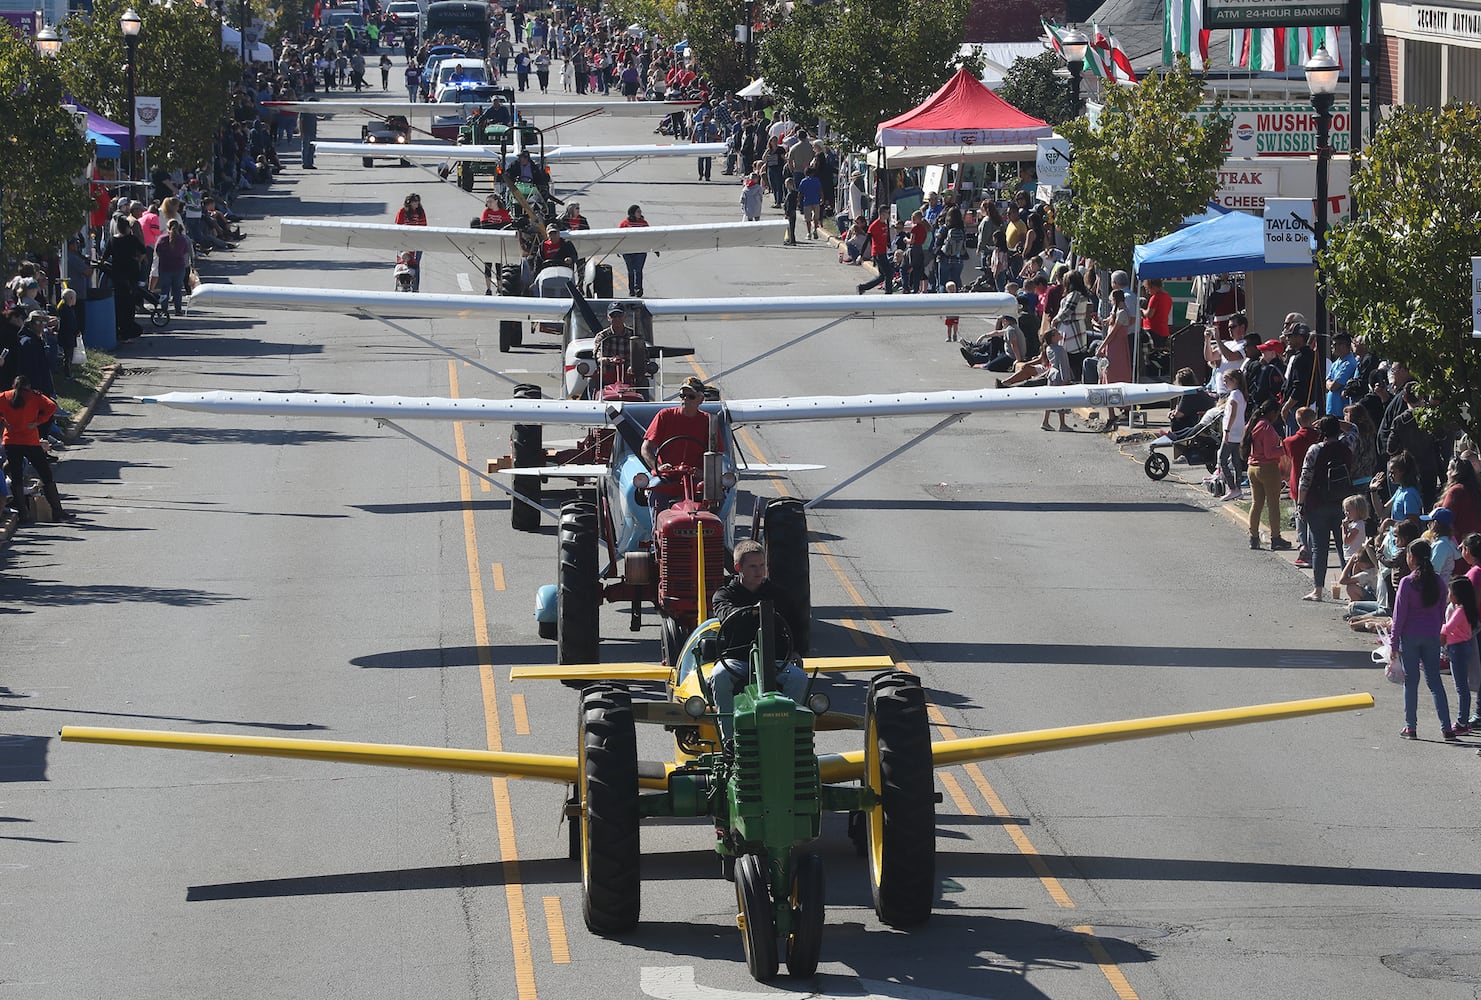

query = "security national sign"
1205;0;1350;27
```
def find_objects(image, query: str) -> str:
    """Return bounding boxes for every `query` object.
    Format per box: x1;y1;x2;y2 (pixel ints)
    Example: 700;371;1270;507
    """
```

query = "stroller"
1144;403;1222;481
393;251;420;293
135;283;172;327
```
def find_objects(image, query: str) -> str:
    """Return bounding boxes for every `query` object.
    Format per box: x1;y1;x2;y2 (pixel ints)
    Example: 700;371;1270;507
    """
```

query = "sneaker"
1250;536;1261;549
1222;490;1244;501
1270;538;1294;550
1294;557;1312;568
1443;727;1458;740
1451;722;1471;736
1399;727;1417;739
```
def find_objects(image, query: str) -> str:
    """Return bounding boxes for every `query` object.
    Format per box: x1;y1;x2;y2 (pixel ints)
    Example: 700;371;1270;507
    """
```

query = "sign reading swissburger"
1205;0;1350;27
1196;104;1351;157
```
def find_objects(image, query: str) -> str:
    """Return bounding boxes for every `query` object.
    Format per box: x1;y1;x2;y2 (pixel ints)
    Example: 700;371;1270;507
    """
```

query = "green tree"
1056;59;1230;271
0;25;92;262
760;0;970;147
996;52;1073;127
58;0;237;173
1321;103;1481;445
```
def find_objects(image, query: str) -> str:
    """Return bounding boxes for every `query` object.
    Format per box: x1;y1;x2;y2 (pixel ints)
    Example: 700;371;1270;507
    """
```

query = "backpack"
941;228;967;258
1307;440;1352;506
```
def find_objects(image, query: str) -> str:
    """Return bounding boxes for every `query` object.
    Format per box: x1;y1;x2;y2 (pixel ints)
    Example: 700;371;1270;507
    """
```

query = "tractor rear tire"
865;671;935;927
785;851;825;978
498;262;522;298
458;163;474;191
734;853;778;981
557;501;600;665
499;320;523;352
763;498;811;654
511;383;543;531
579;684;640;934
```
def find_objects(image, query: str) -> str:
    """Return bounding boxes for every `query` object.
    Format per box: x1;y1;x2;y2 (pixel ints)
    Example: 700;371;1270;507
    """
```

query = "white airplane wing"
314;140;469;160
188;283;1020;322
280;219;522;255
279;219;774;257
187;283;570;322
545;143;728;162
268;99;699;119
146;385;1190;425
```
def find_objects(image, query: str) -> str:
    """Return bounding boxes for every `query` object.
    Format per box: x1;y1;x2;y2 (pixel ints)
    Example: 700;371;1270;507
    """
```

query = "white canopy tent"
221;23;275;63
737;77;770;99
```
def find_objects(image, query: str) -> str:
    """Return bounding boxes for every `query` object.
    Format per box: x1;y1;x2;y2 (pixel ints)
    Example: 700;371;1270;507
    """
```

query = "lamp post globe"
1060;27;1089;114
35;24;62;57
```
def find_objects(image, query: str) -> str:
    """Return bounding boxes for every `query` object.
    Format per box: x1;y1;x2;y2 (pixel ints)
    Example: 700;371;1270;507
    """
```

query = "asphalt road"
4;85;1479;1000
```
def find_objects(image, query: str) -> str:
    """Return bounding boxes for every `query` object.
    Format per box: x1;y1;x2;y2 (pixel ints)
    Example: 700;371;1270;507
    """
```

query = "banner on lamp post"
134;97;163;137
1035;137;1071;188
1263;197;1313;264
1471;257;1481;338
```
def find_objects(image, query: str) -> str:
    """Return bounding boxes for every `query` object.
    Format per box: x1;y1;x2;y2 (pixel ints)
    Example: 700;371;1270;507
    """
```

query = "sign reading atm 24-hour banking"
1205;0;1352;27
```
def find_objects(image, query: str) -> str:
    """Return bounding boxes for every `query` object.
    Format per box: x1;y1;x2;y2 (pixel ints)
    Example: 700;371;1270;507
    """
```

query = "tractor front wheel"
864;671;935;927
457;163;474;191
557;501;600;665
734;853;778;981
763;498;811;653
578;684;640;934
511;383;543;532
785;851;825;977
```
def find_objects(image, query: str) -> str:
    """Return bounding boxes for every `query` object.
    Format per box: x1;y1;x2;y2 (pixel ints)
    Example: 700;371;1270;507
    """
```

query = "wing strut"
355;308;526;389
377;418;557;521
684;315;857;395
805;412;968;509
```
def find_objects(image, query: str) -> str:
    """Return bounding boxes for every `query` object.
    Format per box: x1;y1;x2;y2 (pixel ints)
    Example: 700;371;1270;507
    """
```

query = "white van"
431;58;490;90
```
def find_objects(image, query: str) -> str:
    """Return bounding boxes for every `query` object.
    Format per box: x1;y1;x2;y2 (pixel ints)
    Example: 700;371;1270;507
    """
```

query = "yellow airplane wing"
816;693;1374;784
59;726;580;784
508;654;897;683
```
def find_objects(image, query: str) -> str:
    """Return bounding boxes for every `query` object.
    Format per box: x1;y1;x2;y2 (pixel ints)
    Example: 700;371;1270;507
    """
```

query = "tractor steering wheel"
653;434;706;476
715;604;796;666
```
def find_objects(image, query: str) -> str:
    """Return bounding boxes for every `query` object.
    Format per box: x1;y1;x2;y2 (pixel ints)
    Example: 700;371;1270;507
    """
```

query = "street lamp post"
1305;48;1340;348
35;24;61;57
239;0;249;67
1060;27;1089;115
121;8;141;183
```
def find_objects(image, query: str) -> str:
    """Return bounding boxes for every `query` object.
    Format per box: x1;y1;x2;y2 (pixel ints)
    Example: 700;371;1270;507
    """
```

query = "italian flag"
1163;0;1211;72
1094;25;1138;82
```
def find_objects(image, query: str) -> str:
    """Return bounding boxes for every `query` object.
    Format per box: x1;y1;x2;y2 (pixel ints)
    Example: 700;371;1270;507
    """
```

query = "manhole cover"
1382;950;1481;984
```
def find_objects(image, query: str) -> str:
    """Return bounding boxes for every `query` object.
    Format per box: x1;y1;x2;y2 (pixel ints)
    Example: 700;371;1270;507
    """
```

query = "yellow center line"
449;360;539;1000
511;693;531;736
492;562;507;591
543;897;572;964
689;352;1132;995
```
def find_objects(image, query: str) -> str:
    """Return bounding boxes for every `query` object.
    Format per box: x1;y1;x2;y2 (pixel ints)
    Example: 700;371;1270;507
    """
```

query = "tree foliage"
0;25;92;262
607;0;750;96
760;0;970;147
1321;103;1481;445
58;0;237;172
1056;59;1230;271
996;51;1073;127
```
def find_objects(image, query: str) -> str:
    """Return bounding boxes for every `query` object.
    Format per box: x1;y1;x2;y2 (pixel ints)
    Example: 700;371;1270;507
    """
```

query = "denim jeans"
1400;633;1450;731
710;660;809;738
1448;637;1476;724
621;253;646;294
1304;503;1345;589
159;269;186;313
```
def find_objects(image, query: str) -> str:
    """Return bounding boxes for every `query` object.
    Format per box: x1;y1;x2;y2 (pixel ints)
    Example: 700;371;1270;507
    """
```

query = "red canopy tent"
874;67;1051;148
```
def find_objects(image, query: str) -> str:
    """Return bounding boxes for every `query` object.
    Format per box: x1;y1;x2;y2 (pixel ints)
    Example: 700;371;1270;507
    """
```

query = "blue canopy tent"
87;130;121;159
1135;210;1306;280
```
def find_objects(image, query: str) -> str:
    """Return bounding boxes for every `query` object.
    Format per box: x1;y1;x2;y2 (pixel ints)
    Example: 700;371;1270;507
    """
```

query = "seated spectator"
962;315;1024;372
1349;519;1423;625
1169;367;1215;435
839;217;867;264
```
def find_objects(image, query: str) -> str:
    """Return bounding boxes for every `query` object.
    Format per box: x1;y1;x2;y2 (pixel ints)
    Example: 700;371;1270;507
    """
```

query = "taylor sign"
1198;104;1352;157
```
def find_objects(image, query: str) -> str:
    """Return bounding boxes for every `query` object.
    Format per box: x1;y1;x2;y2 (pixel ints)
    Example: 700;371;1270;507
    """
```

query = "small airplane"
267;97;701;121
312;137;728;164
59;634;1375;981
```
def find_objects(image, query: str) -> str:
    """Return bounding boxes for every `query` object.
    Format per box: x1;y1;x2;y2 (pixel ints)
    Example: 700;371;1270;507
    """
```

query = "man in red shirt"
1140;277;1172;346
857;210;894;295
1;375;73;522
642;376;719;507
1283;406;1320;567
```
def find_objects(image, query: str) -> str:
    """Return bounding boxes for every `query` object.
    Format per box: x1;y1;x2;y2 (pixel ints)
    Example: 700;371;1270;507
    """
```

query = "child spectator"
1442;576;1478;735
942;282;959;341
1422;506;1459;579
1394;538;1452;740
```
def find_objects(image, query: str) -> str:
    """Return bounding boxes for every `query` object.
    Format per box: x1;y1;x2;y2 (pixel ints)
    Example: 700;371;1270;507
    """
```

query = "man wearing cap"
1280;323;1319;433
1326;332;1359;418
1248;337;1286;414
1421;506;1459;579
641;376;721;507
591;303;649;392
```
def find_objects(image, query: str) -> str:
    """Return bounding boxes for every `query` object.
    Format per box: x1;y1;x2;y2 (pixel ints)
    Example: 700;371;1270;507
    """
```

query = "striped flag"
1096;25;1139;82
1163;0;1211;71
1042;17;1067;57
1230;28;1288;71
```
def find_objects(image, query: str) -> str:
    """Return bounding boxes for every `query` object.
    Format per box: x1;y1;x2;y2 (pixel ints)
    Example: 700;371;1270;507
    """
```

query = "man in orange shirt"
1;376;73;522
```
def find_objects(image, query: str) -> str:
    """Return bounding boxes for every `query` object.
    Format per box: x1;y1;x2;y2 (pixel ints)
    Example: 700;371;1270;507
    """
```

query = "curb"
1;365;117;553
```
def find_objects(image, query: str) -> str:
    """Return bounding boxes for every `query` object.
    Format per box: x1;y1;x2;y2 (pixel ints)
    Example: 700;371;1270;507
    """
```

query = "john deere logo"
137;103;160;125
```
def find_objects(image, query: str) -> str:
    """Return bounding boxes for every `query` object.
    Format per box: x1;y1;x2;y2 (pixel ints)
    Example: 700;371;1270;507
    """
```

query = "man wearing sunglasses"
641;376;722;508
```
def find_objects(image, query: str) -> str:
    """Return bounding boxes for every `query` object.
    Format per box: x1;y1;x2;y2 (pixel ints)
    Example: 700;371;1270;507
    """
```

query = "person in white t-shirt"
1218;368;1248;502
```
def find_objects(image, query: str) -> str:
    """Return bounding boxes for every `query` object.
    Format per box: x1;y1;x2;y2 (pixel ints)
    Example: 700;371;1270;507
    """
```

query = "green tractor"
573;602;936;980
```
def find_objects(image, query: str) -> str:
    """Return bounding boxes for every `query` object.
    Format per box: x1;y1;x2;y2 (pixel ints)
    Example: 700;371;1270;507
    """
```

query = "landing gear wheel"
362;156;374;168
578;684;640;934
785;851;825;978
511;384;543;531
557;500;600;665
864;671;935;927
1144;452;1170;481
660;616;686;668
499;320;523;351
762;498;811;654
734;853;778;981
457;162;474;191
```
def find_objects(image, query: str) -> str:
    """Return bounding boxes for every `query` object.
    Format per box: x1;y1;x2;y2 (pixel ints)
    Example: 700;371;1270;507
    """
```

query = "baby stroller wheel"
1145;452;1170;481
1205;459;1218;473
150;303;170;328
